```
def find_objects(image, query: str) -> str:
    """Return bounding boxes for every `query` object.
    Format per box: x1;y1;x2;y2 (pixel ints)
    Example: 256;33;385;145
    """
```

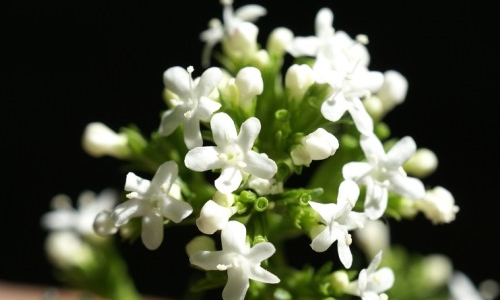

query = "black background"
3;0;499;299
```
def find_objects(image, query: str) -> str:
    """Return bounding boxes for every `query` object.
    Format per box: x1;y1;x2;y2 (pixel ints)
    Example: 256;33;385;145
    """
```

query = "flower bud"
267;27;294;54
235;67;263;109
285;64;315;102
82;122;129;159
185;236;216;257
404;148;438;178
225;22;258;58
290;144;312;166
93;210;118;236
196;200;237;234
377;70;408;110
416;186;459;224
354;220;389;259
45;231;93;269
421;254;453;289
302;128;339;160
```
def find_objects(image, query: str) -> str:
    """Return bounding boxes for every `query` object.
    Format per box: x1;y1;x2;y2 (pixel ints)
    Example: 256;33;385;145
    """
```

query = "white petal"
159;107;185;136
215;167;243;194
247;242;276;264
367;251;383;273
223;268;250;300
315;8;334;38
183;117;203;150
242;151;277;179
348;97;374;136
163;66;190;98
161;196;193;223
385;136;416;169
41;210;77;231
112;199;147;226
359;134;386;161
287;36;320;57
337;238;353;268
196;96;222;121
389;175;426;200
212;112;238;146
196;200;234;234
221;221;248;254
321;93;349;122
248;265;280;284
141;211;164;250
371;268;395;293
237;117;261;151
190;250;225;270
195;67;223;98
185;146;223;172
342;162;372;182
337;179;360;207
310;227;336;252
364;181;388;220
124;172;151;195
309;201;337;223
234;5;267;22
149;161;177;193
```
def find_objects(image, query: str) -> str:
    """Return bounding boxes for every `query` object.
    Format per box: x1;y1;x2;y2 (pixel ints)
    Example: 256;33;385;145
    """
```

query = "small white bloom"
185;112;277;194
415;186;459;224
235;67;263;110
45;231;93;269
200;0;267;67
41;189;117;237
113;161;193;250
159;66;223;149
267;27;294;54
196;199;238;234
345;251;395;300
343;134;426;220
285;64;316;102
245;176;283;195
354;219;390;259
190;221;280;300
404;148;438;178
225;22;259;58
82;122;129;158
302;128;339;160
308;180;368;268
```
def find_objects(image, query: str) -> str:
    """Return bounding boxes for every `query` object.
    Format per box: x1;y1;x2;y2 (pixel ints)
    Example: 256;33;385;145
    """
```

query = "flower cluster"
40;1;492;300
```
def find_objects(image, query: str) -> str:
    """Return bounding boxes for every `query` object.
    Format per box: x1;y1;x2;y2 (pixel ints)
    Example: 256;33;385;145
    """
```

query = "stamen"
126;192;138;199
216;263;233;270
356;34;369;45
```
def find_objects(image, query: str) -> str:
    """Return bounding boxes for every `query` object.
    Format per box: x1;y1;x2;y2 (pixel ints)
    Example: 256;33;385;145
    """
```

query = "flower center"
219;144;246;167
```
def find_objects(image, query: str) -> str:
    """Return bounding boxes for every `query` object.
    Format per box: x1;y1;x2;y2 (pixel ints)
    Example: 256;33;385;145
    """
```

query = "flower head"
345;251;395;300
343;134;426;219
200;0;267;67
159;66;223;149
190;221;279;300
112;161;193;250
41;189;117;237
185;112;277;194
308;180;367;268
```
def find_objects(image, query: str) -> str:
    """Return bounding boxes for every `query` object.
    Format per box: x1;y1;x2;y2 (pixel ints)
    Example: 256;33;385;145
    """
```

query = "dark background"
3;0;498;299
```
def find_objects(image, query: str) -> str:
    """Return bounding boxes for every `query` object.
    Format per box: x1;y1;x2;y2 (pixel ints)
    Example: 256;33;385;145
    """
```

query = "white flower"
267;27;294;54
41;189;117;236
159;66;223;149
343;134;426;220
416;186;459;224
354;219;390;259
302;128;339;160
200;0;266;67
185;112;277;194
345;251;395;300
113;161;193;250
81;122;129;158
190;221;279;300
308;180;367;268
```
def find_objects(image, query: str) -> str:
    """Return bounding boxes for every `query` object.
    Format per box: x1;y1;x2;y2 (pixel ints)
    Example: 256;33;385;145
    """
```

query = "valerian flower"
185;112;277;194
291;127;339;166
41;189;117;237
308;180;367;268
200;0;266;67
343;134;426;220
159;66;223;150
190;221;279;300
112;161;193;250
196;192;238;234
415;186;459;224
345;251;395;300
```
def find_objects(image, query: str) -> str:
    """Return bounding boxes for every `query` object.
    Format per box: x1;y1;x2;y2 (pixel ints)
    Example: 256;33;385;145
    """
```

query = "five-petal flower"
343;134;426;220
308;180;368;268
190;220;279;300
185;112;277;194
159;66;223;149
112;161;193;250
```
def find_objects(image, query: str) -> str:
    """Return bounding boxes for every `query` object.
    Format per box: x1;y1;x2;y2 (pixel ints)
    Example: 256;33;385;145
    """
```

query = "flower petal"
237;117;261;151
159;107;185;136
342;162;372;182
149;161;177;193
310;225;336;252
196;96;222;121
242;152;277;179
247;242;276;264
348;97;374;136
161;196;193;223
364;181;388;220
190;250;225;270
163;66;191;98
248;265;280;284
371;268;395;293
112;199;148;226
195;67;223;98
389;174;426;200
212;112;238;146
215;167;243;194
185;146;223;172
183;117;203;150
385;136;416;169
234;5;267;22
124;172;151;195
321;93;349;122
223;268;250;300
337;236;353;268
221;221;248;254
